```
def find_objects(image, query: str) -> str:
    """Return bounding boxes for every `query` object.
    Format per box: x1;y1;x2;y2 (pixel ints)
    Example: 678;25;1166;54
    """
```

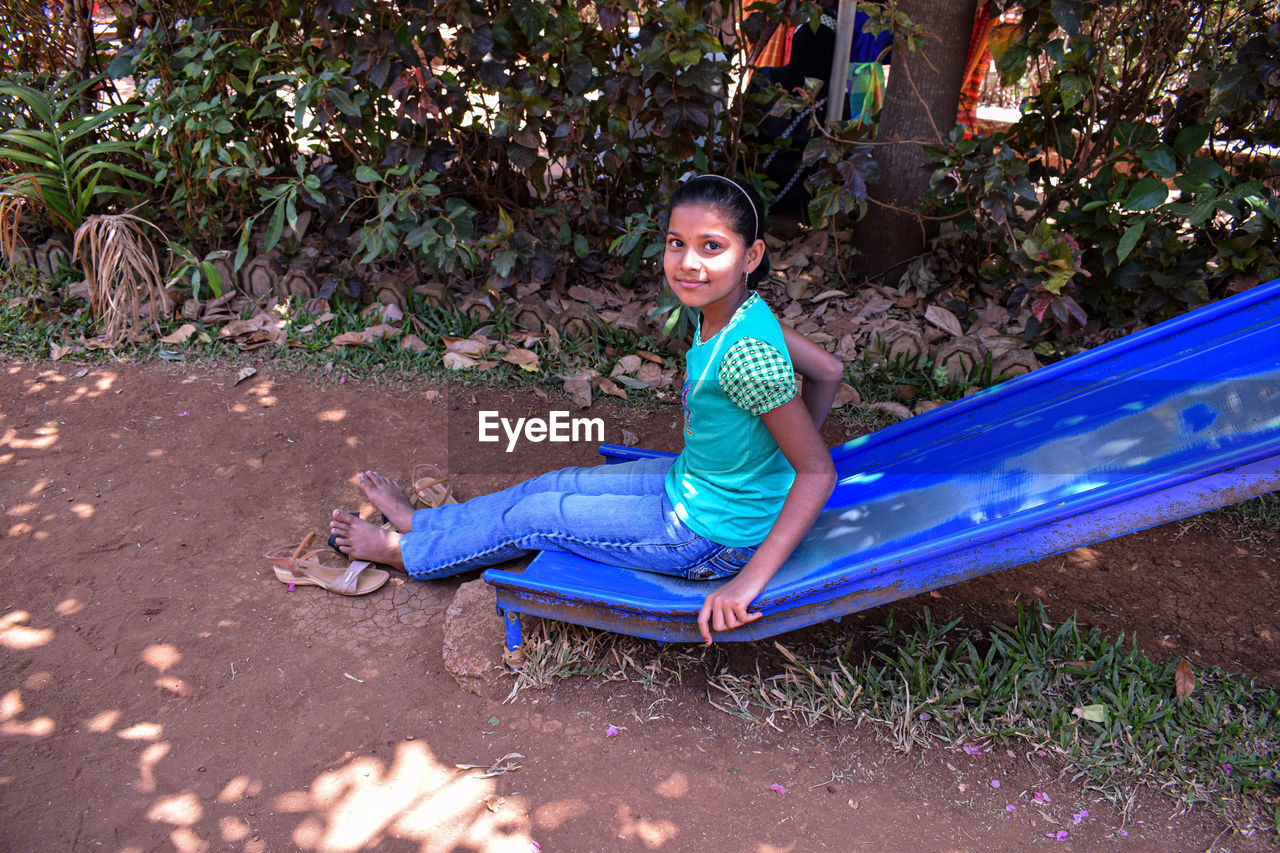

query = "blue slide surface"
483;277;1280;648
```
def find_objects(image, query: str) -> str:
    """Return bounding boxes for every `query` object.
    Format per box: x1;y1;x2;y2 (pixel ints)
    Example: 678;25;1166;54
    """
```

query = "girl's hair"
668;174;772;286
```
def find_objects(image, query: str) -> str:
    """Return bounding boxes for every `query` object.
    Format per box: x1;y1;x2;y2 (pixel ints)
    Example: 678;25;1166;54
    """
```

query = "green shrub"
921;0;1280;341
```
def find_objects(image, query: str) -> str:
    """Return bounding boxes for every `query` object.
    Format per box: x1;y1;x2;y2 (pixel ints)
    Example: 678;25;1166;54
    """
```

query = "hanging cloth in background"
746;0;796;68
957;0;997;136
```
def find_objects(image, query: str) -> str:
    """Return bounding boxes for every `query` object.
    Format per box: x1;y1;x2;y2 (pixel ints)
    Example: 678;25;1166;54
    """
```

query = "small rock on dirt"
442;579;507;696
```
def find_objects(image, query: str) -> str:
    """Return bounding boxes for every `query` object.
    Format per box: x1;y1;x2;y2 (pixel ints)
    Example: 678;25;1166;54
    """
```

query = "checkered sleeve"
718;338;797;416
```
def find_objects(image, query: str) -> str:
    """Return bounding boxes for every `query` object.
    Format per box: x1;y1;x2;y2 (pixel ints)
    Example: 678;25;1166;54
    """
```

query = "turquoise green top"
665;293;798;546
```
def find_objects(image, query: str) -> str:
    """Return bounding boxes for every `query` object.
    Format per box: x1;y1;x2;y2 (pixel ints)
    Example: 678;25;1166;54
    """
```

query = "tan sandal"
267;533;389;596
410;463;458;510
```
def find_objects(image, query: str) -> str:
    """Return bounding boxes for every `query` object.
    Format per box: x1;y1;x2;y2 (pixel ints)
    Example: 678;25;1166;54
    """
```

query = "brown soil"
2;358;1276;852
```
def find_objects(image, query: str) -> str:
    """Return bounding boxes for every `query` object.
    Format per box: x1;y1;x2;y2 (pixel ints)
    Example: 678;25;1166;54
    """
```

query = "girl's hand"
696;568;762;640
697;570;769;644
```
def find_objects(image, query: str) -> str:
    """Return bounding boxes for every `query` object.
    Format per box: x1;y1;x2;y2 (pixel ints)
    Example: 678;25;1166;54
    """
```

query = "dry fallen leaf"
360;323;399;342
400;334;429;352
610;354;643;377
482;795;506;813
501;348;540;372
330;331;370;347
832;383;861;409
443;351;478;370
443;336;493;357
593;376;627;400
620;428;639;446
924;304;964;338
159;323;197;344
1175;658;1196;700
50;343;71;361
636;362;664;389
234;366;257;385
562;371;595;408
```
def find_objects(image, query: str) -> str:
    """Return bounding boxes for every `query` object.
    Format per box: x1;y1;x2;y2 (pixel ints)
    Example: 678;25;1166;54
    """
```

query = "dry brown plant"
73;212;171;344
0;193;25;263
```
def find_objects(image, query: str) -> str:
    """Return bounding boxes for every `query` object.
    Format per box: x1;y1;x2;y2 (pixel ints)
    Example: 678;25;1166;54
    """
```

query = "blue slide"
484;277;1280;649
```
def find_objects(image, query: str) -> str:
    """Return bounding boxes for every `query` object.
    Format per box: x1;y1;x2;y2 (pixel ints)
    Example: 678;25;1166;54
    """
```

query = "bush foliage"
1;0;1277;344
921;0;1280;340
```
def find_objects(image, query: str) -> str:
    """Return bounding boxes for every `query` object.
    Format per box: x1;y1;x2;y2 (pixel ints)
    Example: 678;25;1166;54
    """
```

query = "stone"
36;236;71;277
993;349;1040;379
442;579;507;696
932;337;985;383
877;324;927;365
279;268;317;299
239;256;277;300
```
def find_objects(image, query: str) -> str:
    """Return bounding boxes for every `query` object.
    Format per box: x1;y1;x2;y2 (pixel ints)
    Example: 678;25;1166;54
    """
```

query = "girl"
330;175;841;643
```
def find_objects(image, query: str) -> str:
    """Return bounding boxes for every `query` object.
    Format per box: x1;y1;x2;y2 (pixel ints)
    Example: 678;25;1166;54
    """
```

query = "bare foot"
330;510;405;570
356;470;414;531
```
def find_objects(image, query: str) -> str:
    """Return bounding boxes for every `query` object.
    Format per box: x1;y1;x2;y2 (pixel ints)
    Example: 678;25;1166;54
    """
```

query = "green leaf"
1122;178;1168;211
1116;221;1146;265
1075;704;1107;723
1059;74;1087;112
1050;0;1084;36
106;49;138;79
201;261;224;298
354;166;380;183
1172;124;1210;158
328;88;360;117
510;0;547;43
1140;146;1177;179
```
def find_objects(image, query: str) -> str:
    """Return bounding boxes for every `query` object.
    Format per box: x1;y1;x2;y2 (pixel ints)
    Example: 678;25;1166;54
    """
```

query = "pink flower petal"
989;779;1000;788
287;582;296;591
604;725;619;738
1006;805;1017;813
1044;830;1070;841
1033;791;1051;803
769;783;786;795
1071;809;1089;824
178;411;190;417
962;745;983;756
1221;763;1233;775
530;843;540;852
1117;829;1129;837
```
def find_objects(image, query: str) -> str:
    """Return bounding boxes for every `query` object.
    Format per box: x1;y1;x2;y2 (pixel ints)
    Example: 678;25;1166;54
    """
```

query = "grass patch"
0;262;95;358
507;620;720;700
509;607;1280;839
844;348;1002;407
1218;493;1280;537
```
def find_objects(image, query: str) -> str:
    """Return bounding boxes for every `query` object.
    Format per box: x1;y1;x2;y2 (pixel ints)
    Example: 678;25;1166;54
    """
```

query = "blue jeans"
398;457;757;581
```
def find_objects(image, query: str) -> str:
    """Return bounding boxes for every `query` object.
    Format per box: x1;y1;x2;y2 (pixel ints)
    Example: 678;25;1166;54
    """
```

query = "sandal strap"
265;546;328;578
331;559;374;595
411;463;455;507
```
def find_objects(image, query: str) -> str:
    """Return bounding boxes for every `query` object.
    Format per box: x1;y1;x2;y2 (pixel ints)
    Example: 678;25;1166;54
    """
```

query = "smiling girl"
329;175;841;643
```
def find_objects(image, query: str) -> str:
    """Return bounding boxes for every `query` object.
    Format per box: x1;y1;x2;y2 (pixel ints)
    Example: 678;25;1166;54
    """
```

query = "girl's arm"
781;325;843;430
696;394;836;644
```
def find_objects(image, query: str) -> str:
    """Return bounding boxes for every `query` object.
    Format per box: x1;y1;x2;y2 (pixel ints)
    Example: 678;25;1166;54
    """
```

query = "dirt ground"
2;358;1277;852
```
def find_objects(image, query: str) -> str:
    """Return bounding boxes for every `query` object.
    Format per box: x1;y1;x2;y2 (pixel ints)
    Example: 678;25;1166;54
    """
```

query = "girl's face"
664;202;764;317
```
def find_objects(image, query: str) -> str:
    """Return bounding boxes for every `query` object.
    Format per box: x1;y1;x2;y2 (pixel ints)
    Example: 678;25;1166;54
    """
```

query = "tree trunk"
851;0;978;283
